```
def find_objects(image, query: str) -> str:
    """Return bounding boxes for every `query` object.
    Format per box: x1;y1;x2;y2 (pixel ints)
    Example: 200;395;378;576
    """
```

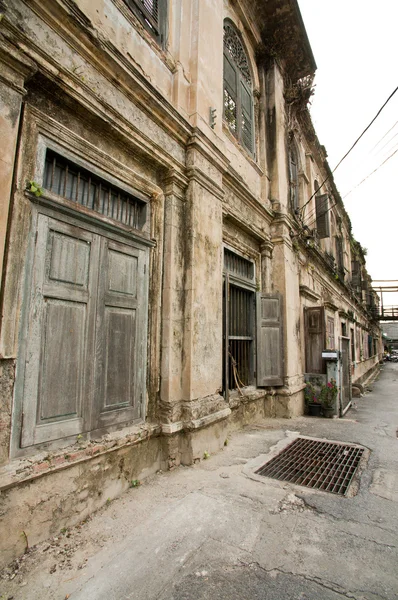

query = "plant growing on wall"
26;180;43;197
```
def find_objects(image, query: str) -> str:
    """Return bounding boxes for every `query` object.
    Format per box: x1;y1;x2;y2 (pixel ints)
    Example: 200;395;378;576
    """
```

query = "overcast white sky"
298;0;398;308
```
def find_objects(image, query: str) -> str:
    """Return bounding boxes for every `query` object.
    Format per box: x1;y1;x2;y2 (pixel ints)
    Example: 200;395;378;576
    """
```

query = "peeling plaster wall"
0;435;162;567
0;0;382;570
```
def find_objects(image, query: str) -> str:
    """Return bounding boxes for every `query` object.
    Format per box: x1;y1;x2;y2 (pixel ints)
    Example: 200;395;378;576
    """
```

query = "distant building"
0;0;381;565
382;323;398;349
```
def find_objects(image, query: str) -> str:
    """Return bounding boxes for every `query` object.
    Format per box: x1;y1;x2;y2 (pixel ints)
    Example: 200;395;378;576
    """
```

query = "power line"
303;145;398;230
374;130;398;156
343;147;398;199
300;83;398;217
304;137;398;225
370;120;398;152
333;85;398;171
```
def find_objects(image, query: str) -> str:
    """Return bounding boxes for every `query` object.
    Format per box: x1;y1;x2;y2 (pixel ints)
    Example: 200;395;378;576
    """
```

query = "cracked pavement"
1;363;398;599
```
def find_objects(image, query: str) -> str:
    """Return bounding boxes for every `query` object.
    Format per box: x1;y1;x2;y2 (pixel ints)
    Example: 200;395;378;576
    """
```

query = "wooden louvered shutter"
20;215;99;447
315;194;330;238
335;237;344;279
304;307;325;374
223;53;238;132
241;79;253;153
256;293;284;386
351;260;361;291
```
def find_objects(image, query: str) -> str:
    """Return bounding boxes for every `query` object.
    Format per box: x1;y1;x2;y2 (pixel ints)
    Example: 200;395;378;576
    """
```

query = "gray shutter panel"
315;194;330;238
21;215;99;447
241;80;253;153
304;307;325;374
256;293;284;386
93;236;148;430
224;53;237;96
351;260;361;290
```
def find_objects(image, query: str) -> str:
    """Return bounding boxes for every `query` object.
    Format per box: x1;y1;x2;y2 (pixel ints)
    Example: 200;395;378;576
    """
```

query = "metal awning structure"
372;281;398;320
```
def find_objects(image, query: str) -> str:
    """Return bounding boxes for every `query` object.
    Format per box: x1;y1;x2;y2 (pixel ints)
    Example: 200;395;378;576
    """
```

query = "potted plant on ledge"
320;379;338;418
304;382;322;416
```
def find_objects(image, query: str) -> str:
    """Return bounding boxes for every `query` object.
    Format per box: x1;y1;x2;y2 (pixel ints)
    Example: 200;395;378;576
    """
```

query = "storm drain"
256;437;365;496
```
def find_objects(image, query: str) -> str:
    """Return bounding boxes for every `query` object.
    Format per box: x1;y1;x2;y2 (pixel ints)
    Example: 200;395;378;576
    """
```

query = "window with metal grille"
43;150;146;230
224;248;254;280
223;248;255;394
122;0;167;44
223;20;254;155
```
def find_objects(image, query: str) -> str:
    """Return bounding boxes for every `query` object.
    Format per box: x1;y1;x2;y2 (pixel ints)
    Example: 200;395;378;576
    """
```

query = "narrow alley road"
2;364;398;600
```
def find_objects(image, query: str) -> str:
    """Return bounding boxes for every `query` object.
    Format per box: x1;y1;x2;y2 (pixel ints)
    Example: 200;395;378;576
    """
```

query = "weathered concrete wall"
0;0;382;571
353;355;380;386
0;359;15;466
0;428;162;567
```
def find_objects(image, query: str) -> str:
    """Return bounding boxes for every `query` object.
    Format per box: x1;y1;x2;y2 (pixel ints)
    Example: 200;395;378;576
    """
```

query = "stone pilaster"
0;33;37;294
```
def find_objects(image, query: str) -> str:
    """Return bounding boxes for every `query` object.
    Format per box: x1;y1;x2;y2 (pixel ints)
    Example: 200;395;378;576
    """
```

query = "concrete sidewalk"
2;364;398;600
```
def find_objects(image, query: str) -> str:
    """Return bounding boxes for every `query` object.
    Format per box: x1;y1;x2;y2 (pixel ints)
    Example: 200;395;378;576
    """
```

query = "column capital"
260;240;274;259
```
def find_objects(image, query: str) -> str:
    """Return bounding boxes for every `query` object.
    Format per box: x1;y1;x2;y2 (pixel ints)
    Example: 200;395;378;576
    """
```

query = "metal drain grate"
256;437;364;496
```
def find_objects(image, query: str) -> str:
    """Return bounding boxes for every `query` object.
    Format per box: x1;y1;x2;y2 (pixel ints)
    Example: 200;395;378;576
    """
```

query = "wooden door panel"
94;237;147;428
48;231;91;288
21;215;99;447
304;307;325;374
39;299;85;420
103;307;136;409
108;249;138;297
257;293;284;386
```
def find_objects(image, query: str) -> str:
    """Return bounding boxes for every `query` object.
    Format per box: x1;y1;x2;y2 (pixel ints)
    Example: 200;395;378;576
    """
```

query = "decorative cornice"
324;301;338;312
223;211;269;244
0;33;37;94
163;169;189;200
299;285;320;302
223;169;274;224
186;167;224;201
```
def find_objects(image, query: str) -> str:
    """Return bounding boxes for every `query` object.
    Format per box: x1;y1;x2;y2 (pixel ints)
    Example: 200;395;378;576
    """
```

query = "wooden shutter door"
93;236;148;429
241;80;253;153
256;293;284;386
21;215;99;447
315;194;330;238
304;307;325;374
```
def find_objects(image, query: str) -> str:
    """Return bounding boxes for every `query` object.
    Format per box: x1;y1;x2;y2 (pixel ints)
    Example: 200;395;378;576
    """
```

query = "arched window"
288;143;299;211
223;20;254;154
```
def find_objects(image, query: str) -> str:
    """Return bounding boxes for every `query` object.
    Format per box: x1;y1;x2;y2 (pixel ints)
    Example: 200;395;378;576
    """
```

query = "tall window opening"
223;249;256;393
223;20;254;154
335;236;345;280
288;143;299;212
18;150;151;450
350;328;355;362
314;180;330;239
327;317;335;349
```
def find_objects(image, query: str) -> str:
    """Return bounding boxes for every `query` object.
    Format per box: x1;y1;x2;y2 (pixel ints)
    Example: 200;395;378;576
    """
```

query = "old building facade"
0;0;381;564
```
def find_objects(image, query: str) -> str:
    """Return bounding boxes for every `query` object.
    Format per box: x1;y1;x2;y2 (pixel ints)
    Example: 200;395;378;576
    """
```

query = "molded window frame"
288;141;300;213
223;19;255;156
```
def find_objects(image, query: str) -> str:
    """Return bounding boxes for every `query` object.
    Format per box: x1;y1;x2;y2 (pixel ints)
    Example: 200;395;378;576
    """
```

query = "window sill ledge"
222;123;264;177
2;422;161;492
